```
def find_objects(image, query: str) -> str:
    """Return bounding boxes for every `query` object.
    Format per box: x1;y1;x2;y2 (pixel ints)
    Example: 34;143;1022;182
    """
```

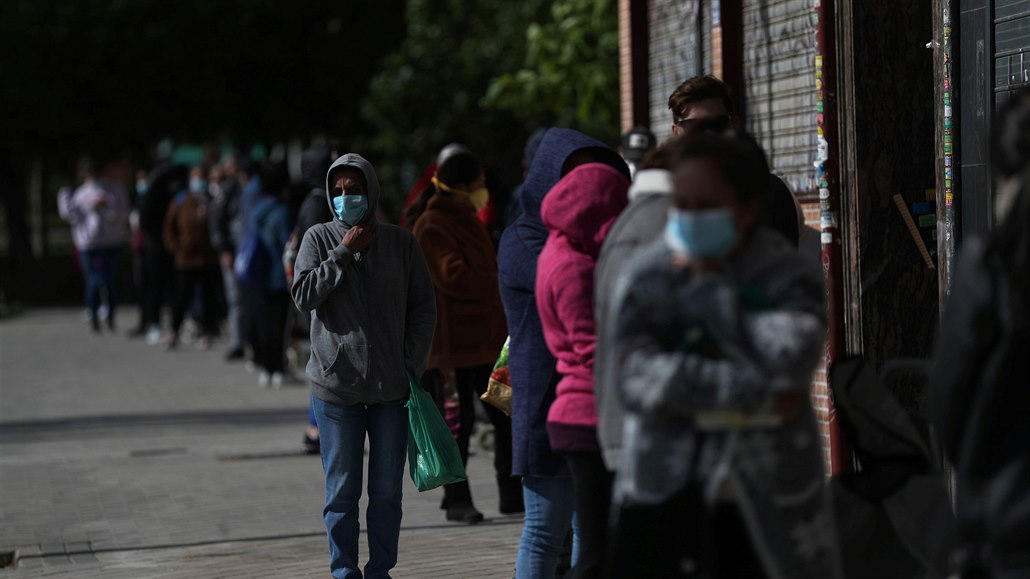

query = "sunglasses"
675;114;732;134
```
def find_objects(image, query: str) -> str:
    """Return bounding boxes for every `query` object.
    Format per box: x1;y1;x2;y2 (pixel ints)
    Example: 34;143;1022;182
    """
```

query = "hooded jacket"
248;194;292;292
593;169;674;468
292;154;437;406
412;191;507;370
498;127;630;476
536;163;630;453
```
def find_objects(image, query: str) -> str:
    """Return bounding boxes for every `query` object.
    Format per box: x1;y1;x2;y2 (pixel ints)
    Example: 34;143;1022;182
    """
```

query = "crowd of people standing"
57;74;1030;579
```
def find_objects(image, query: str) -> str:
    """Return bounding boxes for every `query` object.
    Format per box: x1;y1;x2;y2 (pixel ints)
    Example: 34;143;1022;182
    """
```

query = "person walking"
930;88;1030;579
58;156;129;333
411;147;519;524
293;153;436;579
162;166;221;349
139;154;188;344
608;132;840;578
536;162;629;578
498;127;631;579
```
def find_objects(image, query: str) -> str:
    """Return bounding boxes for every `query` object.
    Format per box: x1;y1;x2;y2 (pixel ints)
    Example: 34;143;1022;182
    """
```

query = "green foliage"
360;0;551;210
482;0;620;145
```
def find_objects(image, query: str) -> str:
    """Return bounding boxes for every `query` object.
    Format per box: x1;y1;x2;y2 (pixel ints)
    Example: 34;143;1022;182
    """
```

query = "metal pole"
937;0;957;304
815;0;851;474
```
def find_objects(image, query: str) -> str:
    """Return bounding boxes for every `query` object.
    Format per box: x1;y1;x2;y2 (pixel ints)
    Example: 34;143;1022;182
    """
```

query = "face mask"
136;180;148;195
189;179;207;194
664;207;738;259
333;195;368;226
468;187;490;212
432;176;488;212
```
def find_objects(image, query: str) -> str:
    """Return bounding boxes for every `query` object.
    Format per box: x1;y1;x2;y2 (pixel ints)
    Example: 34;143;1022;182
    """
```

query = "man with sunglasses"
668;75;804;248
668;75;735;137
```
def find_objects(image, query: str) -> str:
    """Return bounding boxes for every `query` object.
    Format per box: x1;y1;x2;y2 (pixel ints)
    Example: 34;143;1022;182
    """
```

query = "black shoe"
126;326;147;338
303;433;320;455
225;348;245;361
106;316;116;332
446;503;484;524
90;317;101;334
499;494;525;515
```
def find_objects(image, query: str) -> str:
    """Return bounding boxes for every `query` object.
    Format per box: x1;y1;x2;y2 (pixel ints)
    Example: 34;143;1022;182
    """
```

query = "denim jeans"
78;247;121;321
516;475;580;579
312;396;409;579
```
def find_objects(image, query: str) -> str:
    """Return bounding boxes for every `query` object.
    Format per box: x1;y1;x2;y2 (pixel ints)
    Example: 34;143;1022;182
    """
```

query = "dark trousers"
141;237;173;328
607;483;767;579
243;287;290;373
563;451;614;579
425;365;519;509
77;247;121;321
171;267;220;336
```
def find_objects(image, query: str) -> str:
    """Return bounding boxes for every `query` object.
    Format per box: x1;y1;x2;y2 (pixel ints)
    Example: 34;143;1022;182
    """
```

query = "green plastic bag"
406;373;467;492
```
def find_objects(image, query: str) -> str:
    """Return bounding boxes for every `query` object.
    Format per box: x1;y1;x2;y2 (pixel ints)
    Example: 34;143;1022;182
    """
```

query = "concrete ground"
0;309;521;578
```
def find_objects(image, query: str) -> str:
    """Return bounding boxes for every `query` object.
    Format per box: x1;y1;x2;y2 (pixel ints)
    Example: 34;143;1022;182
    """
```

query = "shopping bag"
406;373;467;491
479;337;512;415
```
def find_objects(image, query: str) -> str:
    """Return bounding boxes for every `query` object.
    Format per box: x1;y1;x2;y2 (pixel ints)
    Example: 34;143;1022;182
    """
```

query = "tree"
482;0;620;145
359;0;551;212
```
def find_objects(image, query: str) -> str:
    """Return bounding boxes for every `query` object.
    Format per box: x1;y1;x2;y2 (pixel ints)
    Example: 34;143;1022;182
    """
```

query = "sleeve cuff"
330;244;355;265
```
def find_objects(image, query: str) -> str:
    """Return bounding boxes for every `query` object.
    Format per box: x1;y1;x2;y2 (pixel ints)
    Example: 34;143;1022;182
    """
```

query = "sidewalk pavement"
0;309;521;578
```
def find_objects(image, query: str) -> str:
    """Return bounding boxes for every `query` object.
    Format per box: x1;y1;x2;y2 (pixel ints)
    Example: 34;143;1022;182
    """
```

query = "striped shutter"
648;0;711;140
995;0;1030;108
742;0;818;196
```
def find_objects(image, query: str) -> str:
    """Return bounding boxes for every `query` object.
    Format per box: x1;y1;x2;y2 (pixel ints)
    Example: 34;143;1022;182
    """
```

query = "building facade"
619;0;1030;471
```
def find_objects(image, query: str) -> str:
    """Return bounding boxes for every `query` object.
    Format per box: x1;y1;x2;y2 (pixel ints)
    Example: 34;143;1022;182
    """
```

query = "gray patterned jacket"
611;228;842;579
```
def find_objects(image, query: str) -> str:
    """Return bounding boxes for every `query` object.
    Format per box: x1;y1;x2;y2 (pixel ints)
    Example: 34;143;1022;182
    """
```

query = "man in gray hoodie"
293;154;436;579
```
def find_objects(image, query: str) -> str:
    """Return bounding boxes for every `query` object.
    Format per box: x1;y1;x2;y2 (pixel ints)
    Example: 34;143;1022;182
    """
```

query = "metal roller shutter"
742;0;818;196
995;0;1030;108
648;0;710;140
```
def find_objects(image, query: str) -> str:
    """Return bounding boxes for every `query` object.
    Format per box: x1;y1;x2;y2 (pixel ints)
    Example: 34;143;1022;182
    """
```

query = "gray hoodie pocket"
322;343;371;380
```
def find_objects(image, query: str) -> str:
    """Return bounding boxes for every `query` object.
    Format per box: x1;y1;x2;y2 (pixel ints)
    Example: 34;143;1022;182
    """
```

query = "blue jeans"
78;247;120;320
312;396;409;579
516;475;580;579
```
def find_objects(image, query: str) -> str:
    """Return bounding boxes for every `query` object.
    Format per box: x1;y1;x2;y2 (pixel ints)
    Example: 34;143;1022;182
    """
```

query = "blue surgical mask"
333;195;368;226
136;180;148;195
665;207;738;259
189;178;207;194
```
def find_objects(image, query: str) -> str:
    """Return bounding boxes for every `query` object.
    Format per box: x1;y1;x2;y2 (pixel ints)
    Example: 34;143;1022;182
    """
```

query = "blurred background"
0;0;619;309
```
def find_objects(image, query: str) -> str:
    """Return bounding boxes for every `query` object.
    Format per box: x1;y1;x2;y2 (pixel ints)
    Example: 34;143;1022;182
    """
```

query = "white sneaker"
145;326;164;346
258;371;271;388
271;372;284;389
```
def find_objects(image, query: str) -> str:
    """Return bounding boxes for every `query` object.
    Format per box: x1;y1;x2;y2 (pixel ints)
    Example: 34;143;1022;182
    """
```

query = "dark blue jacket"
498;128;629;476
249;195;293;293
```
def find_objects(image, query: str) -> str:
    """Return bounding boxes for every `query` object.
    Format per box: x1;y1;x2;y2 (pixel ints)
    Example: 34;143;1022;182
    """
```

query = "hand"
220;252;234;270
342;226;375;253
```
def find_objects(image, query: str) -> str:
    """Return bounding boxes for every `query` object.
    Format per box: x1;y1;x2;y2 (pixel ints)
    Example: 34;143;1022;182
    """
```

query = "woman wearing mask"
412;147;519;523
535;162;630;578
498;128;632;578
162;166;221;349
610;133;840;578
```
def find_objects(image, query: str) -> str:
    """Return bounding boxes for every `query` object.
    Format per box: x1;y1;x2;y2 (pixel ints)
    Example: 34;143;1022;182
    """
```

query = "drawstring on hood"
325;154;381;231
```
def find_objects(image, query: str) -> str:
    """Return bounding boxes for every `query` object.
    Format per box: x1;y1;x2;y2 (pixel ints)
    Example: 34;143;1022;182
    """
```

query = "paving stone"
0;309;522;578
